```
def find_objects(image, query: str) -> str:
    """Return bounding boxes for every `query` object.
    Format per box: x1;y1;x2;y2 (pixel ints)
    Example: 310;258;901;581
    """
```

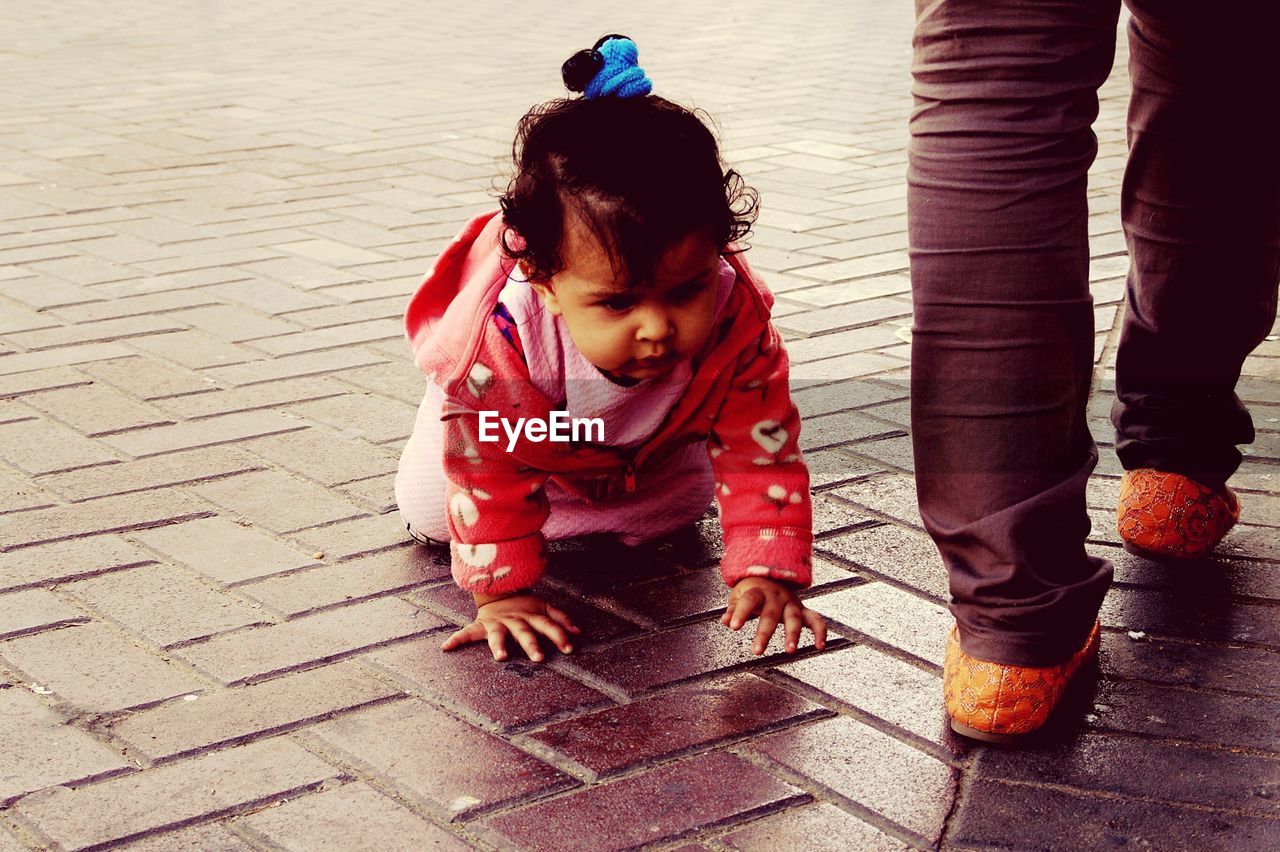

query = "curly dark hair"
498;95;758;286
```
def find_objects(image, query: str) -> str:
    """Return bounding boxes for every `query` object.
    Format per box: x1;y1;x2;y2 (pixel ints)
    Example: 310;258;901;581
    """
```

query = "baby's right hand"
441;593;581;663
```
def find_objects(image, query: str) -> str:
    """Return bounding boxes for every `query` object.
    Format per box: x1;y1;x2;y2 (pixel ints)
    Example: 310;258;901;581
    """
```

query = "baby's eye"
599;294;636;312
669;280;707;303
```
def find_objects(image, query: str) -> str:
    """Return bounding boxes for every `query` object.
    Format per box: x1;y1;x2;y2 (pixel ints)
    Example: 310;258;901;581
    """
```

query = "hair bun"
561;49;604;93
561;34;653;99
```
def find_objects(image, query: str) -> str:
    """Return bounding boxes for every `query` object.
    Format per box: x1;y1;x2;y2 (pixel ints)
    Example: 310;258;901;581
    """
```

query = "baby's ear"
527;277;562;316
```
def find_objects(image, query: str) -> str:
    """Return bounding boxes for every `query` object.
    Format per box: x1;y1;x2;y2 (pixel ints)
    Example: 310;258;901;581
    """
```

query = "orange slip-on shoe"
944;620;1101;744
1117;469;1239;561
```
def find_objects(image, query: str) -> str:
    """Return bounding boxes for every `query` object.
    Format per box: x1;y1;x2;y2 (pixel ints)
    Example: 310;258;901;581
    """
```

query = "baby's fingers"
505;619;546;663
485;623;511;662
544;603;581;635
804;609;828;650
727;587;764;630
783;603;804;654
441;622;486;652
752;602;783;655
528;614;574;654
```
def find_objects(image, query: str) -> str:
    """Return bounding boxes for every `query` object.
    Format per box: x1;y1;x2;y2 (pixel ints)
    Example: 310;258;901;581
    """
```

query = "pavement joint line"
757;668;962;768
812;548;949;608
730;743;936;850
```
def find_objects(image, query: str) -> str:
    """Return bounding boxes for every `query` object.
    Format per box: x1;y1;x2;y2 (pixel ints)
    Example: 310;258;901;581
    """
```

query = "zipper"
623;463;636;492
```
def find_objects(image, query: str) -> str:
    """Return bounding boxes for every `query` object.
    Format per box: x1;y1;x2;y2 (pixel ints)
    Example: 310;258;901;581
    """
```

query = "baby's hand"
441;592;580;663
721;576;827;656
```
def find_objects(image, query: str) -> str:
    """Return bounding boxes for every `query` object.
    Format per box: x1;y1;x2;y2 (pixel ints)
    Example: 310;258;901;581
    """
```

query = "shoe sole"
1121;540;1210;563
949;719;1032;745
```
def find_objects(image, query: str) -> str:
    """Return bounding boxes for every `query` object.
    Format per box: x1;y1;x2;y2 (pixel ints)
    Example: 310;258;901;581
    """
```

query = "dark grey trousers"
908;0;1280;665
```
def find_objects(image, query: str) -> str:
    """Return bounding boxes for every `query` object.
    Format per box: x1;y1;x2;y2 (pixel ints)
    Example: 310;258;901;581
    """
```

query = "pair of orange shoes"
944;468;1239;743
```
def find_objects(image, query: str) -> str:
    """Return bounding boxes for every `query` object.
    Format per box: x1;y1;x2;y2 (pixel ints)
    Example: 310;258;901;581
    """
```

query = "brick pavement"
2;1;1278;849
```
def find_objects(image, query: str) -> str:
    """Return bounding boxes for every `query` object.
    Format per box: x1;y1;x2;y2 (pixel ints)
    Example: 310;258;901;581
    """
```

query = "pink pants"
394;383;716;546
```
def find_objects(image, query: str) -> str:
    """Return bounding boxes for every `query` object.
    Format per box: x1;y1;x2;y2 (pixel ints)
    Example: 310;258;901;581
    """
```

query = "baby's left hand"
721;576;827;656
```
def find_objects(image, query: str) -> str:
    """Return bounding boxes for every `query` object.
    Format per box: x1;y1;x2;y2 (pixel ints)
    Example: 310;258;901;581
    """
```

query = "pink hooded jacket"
404;211;813;596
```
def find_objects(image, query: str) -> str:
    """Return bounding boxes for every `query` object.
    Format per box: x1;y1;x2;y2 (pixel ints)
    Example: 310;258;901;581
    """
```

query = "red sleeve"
441;364;550;596
708;323;813;588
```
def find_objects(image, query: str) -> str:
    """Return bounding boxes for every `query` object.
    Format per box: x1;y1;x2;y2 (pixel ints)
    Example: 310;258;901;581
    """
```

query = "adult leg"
908;0;1120;666
1111;3;1280;488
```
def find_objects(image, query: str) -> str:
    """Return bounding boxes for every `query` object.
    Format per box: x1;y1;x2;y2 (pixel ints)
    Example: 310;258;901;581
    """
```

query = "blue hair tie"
561;35;653;99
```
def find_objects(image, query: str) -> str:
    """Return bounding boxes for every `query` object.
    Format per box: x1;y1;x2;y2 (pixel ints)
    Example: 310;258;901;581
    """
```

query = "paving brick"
45;289;217;324
37;446;262;502
238;548;449;616
753;716;955;843
479;751;804;852
830;473;923;527
789;378;906;420
0;366;91;400
274;238;390;266
153;376;346;419
1085;678;1280;751
567;618;805;697
0;588;86;639
776;298;911;338
368;636;607;730
1101;586;1280;648
816;523;948;601
128;330;259;370
799;409;903;452
0;417;120;475
115;822;254;851
14;738;341;851
307;697;575;821
782;327;901;365
976;734;1280;816
1099;632;1280;699
80;355;217;400
284;296;404;330
165;304;300;343
244;427;398;486
0;535;154;592
0;464;55;514
289;512;413;561
287;393;415;443
0;489;213;551
248;319;402;357
531;673;826;775
23;383;172;436
777;645;953;750
174;597;445;685
719;803;910;852
807;583;949;666
131;516;319;585
950;778;1280;851
6;315;182;351
0;622;205;712
191;469;367;533
202;348;387;387
0;274;104;310
237;781;472;851
0;686;130;805
64;562;266;647
233;256;362;290
109;661;402;762
788;351;905;384
101;410;306;458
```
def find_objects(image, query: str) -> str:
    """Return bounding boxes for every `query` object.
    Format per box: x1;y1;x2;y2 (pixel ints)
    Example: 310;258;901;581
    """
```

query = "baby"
395;35;826;663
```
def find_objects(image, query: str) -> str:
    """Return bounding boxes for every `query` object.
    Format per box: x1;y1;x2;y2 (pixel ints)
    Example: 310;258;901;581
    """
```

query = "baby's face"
528;221;720;382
